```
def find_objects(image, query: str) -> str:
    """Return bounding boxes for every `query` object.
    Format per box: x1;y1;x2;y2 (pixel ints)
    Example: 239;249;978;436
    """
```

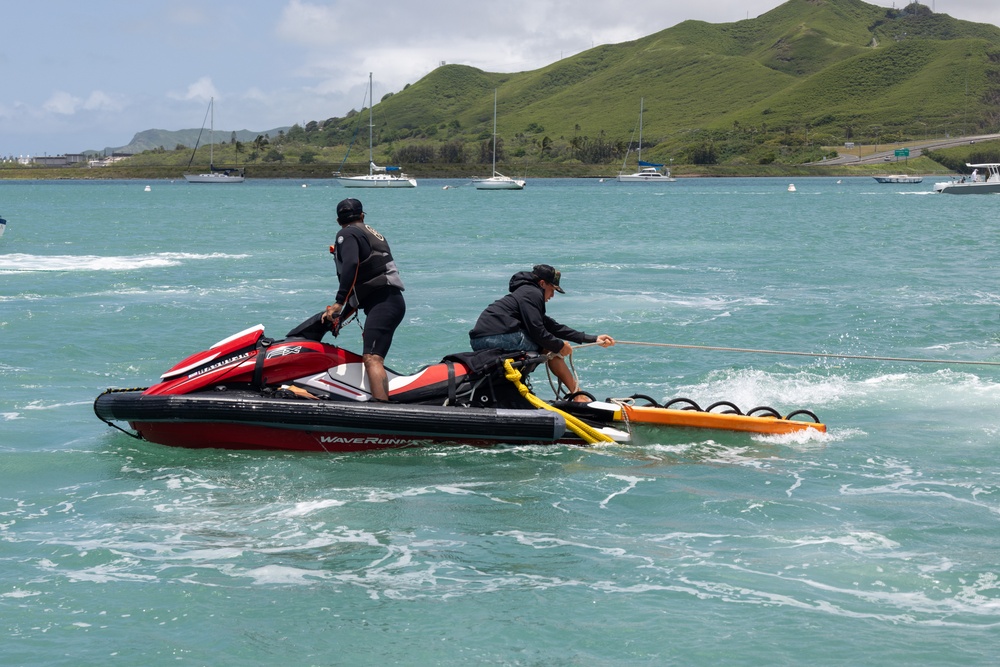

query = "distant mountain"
92;126;291;156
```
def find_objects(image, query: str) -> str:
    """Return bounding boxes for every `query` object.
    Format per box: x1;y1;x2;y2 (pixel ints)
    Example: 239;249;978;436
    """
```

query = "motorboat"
873;175;923;184
335;73;417;188
617;97;676;183
934;163;1000;194
94;314;825;452
183;97;245;184
0;215;5;237
474;90;525;190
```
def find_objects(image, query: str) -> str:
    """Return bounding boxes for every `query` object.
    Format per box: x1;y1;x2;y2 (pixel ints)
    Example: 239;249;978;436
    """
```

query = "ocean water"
1;176;998;666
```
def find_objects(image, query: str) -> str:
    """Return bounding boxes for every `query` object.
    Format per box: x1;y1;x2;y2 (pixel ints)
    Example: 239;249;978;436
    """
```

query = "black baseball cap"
336;198;364;223
532;264;564;293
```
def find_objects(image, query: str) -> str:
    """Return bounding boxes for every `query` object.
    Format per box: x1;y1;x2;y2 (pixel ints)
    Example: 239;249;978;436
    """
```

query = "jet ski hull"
94;389;578;451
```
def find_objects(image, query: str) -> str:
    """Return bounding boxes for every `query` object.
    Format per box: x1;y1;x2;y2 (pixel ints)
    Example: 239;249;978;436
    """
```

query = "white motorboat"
474;90;525;190
335;74;416;188
183;98;245;184
934;163;1000;194
873;175;923;184
617;97;675;183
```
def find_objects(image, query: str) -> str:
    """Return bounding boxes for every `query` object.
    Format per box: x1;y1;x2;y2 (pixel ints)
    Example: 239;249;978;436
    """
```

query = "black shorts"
360;287;405;358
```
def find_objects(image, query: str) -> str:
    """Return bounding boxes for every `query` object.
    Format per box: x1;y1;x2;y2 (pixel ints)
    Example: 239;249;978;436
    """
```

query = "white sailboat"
335;73;417;188
183;97;245;184
474;90;525;190
617;98;675;183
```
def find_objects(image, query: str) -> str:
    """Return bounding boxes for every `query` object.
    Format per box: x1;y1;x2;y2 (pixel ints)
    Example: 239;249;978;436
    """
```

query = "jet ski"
94;313;825;452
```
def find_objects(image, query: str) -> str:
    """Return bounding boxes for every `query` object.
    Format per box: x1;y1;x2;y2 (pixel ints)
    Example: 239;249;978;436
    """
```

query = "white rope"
572;340;1000;367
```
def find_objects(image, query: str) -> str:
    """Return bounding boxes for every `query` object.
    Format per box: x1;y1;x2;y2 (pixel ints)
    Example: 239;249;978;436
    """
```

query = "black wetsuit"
332;223;405;358
468;271;596;353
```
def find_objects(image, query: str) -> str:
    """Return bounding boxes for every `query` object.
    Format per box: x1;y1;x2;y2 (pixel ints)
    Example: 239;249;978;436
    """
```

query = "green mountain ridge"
114;0;1000;170
94;126;292;156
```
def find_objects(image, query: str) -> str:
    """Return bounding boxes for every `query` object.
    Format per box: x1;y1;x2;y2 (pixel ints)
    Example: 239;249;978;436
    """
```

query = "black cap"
532;264;565;293
336;198;364;223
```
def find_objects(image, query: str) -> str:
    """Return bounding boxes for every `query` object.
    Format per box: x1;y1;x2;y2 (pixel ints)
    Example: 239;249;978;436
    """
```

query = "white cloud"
83;91;125;112
43;91;82;115
170;77;220;103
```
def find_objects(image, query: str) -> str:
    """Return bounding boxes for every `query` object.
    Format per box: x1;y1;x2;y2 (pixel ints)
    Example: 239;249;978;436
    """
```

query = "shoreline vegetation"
0;154;957;180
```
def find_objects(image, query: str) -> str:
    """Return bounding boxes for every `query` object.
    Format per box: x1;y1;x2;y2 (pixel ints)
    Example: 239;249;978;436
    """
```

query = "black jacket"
468;271;597;353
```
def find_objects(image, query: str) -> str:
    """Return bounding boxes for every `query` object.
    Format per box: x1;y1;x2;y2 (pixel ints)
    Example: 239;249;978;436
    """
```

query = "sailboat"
617;98;674;183
183;97;245;184
335;73;417;188
474;90;525;190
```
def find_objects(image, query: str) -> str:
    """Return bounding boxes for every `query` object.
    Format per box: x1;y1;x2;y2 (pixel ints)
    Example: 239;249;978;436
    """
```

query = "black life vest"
334;224;405;304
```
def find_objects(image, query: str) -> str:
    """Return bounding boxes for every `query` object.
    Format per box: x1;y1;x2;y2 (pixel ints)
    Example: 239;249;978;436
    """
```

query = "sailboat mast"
368;73;374;176
492;89;498;174
637;97;643;165
209;97;214;168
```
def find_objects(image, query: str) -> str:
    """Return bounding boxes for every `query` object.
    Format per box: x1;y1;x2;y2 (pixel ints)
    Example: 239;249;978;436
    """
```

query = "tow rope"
573;340;1000;367
503;358;613;444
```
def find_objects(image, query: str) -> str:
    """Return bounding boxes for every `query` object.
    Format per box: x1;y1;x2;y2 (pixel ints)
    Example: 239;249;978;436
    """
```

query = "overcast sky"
2;0;996;156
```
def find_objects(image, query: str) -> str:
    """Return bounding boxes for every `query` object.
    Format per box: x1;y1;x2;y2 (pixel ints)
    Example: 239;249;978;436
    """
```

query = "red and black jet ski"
94;313;825;452
94;313;631;451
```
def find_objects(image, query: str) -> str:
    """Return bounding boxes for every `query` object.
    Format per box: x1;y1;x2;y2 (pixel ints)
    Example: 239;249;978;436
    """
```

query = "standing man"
322;198;406;401
469;264;614;401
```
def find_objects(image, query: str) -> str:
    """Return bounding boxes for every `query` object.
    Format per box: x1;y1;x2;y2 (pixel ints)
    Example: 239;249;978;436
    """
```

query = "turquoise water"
1;177;998;665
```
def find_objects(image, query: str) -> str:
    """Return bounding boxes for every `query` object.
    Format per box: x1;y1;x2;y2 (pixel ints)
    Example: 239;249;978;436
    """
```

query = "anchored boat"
473;89;525;190
94;314;825;452
873;175;923;184
183;97;245;183
617;97;675;183
334;73;416;188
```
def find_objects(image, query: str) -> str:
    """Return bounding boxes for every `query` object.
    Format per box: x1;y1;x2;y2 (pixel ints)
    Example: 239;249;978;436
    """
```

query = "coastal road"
807;133;1000;166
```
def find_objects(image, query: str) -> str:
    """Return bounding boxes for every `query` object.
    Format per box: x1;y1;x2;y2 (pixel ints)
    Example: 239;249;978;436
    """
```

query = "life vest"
334;224;405;304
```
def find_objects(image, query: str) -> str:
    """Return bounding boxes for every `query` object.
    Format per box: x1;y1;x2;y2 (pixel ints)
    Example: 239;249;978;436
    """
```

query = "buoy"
144;185;151;192
787;184;796;192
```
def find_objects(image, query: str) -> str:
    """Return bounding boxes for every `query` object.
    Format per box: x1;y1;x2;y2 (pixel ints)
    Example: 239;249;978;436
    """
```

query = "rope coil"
502;358;613;444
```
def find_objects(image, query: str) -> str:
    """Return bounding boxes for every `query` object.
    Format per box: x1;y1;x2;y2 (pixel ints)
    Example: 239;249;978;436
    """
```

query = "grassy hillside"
95;0;1000;174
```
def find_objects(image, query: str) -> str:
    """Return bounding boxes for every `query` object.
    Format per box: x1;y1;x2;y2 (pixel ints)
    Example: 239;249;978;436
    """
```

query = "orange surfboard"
618;404;826;435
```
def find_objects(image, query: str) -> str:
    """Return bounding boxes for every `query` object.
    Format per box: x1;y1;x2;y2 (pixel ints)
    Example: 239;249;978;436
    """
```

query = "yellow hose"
503;358;613;444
